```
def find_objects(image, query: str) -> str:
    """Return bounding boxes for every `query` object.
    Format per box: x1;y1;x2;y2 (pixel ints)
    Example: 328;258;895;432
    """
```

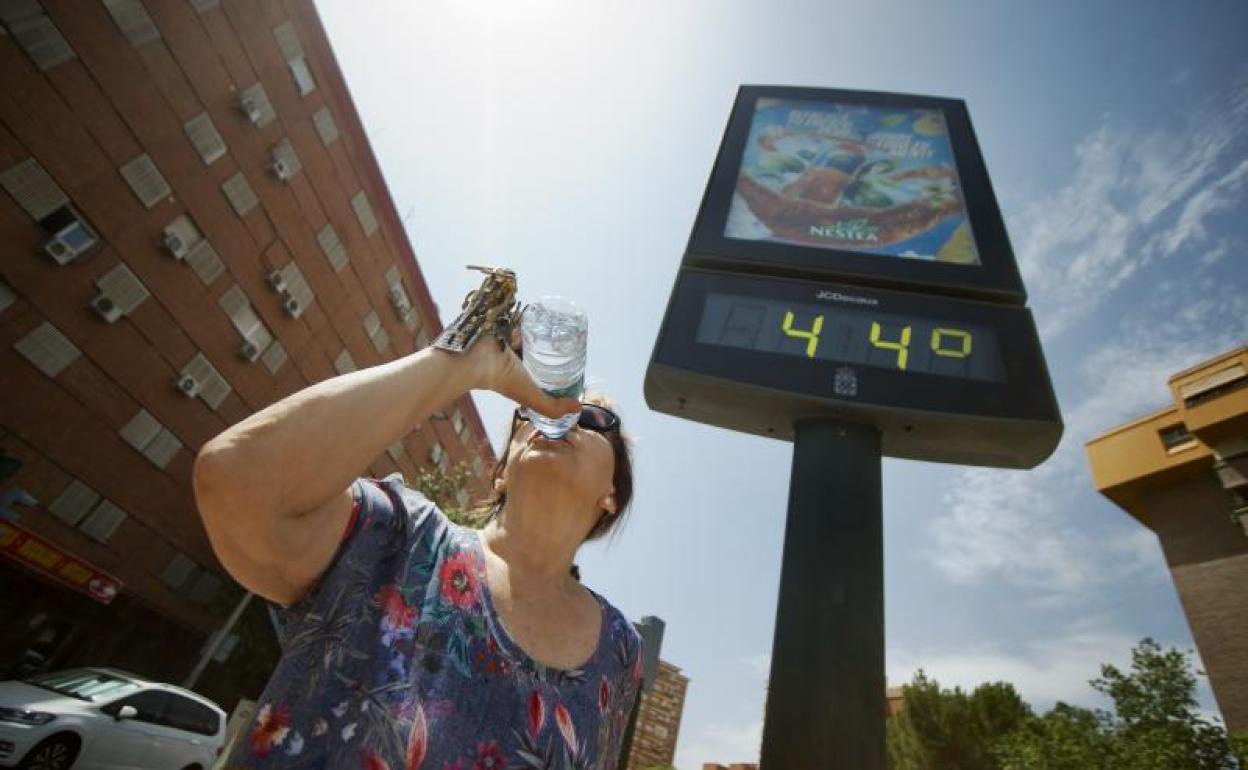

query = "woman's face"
502;416;617;514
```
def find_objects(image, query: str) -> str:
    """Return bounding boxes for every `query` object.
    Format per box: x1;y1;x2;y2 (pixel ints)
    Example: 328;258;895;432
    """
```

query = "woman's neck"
480;490;586;586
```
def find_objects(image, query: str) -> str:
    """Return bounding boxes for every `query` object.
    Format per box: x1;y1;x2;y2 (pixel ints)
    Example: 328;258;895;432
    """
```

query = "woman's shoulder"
358;472;450;532
586;587;645;675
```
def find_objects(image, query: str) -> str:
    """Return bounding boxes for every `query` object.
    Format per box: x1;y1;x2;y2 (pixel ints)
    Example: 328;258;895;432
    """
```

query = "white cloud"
1015;76;1248;339
926;276;1247;601
1156;157;1248;257
923;70;1248;602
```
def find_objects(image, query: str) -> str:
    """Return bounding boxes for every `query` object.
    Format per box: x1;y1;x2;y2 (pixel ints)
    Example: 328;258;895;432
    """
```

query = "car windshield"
23;669;140;701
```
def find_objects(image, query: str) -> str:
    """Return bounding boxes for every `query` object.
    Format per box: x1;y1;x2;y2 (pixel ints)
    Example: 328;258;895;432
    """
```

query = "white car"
0;668;225;770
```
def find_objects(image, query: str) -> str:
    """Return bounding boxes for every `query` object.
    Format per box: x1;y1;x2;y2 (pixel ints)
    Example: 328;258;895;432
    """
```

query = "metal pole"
759;419;884;770
184;591;254;690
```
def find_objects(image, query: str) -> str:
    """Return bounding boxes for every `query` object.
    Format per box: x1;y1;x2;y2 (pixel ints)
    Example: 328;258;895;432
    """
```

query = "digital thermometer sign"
647;269;1060;468
646;86;1064;763
646;85;1062;469
697;292;1005;384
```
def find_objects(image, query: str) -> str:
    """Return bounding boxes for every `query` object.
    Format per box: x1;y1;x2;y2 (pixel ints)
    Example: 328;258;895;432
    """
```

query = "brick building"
1085;346;1247;732
627;659;690;770
0;0;492;693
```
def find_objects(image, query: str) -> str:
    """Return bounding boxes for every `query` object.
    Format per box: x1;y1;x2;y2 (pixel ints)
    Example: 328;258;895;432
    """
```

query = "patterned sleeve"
270;472;444;645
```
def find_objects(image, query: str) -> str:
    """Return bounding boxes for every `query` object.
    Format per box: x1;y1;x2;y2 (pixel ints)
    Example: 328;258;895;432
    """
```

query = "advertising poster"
725;98;980;265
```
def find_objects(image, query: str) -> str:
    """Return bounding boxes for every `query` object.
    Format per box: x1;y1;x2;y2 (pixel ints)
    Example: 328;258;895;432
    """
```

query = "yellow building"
1085;346;1247;732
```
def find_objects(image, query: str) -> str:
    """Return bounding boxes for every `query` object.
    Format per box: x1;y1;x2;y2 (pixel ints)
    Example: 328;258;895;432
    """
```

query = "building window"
221;172;259;217
48;480;101;528
317;224;349;272
334;349;357;375
269;261;314;319
384;265;416;328
430;442;445;468
188;0;219;13
161;553;196;592
289;57;316;96
92;262;151;323
273;21;315;95
119;409;182;469
270;138;302;181
39;205;99;265
185;239;225;286
351;191;378;236
14;321;81;378
260;339;287;375
79;500;127;543
0;158;69;221
178;353;232;410
1180;364;1248;408
0;160;99;265
238;83;276;128
161;214;202;260
272;20;303;61
1158;424;1196;453
119;154;172;209
363;310;389;354
184;113;227;166
188;572;221;604
387;441;404;462
2;8;76;71
0;279;16;314
312;107;340;145
101;0;160;47
219;284;274;363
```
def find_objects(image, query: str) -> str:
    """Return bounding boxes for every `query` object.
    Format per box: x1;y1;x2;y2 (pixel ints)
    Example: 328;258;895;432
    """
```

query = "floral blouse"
226;473;644;769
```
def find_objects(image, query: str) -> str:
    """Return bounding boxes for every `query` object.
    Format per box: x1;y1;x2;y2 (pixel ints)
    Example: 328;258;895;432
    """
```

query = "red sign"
0;521;123;604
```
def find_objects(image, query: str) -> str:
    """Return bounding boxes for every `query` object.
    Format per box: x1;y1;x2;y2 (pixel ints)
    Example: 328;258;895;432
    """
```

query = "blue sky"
316;0;1248;764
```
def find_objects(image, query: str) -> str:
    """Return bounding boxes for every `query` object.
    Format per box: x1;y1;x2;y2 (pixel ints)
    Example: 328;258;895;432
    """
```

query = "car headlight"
0;707;57;725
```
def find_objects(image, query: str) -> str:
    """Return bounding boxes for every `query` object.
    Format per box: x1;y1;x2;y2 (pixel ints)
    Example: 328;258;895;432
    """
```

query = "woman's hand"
461;330;581;419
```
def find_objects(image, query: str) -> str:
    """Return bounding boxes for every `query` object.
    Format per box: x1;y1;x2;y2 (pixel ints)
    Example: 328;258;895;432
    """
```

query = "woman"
193;331;642;768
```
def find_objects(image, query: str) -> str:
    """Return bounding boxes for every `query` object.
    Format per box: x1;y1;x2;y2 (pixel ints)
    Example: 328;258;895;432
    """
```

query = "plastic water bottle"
521;296;587;439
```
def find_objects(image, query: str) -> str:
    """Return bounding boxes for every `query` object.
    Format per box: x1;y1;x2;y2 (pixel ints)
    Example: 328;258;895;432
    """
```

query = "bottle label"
543;376;584;400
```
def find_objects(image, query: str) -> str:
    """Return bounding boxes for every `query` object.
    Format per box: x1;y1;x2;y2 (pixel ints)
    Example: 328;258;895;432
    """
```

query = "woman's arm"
192;341;574;604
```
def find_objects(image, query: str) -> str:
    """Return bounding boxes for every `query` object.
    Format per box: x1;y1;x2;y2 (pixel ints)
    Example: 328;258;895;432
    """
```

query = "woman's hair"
475;392;634;542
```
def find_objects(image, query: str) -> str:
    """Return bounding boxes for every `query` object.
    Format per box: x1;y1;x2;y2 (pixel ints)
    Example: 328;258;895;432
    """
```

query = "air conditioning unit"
284;297;302;318
90;294;122;323
43;220;97;266
162;231;189;260
177;374;201;397
240;340;262;362
267;270;287;293
270;158;294;181
240;95;263;125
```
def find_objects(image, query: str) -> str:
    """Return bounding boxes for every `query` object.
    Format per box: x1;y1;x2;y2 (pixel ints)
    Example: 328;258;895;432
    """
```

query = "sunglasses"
514;403;620;434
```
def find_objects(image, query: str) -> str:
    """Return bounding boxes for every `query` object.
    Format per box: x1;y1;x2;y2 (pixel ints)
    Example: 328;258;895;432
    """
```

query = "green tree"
996;638;1241;770
886;671;1032;770
414;460;489;528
